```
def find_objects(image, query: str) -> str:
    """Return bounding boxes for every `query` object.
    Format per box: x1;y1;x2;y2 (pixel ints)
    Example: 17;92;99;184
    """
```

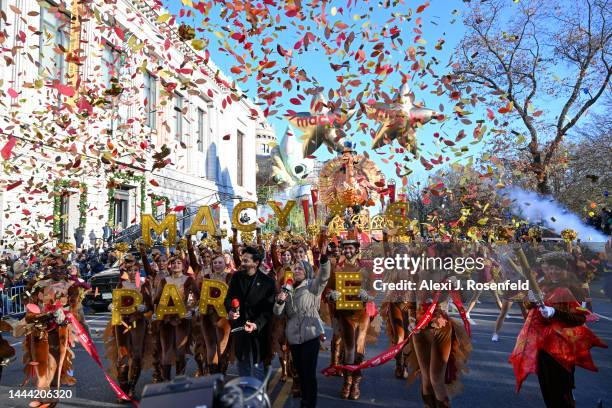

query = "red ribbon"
65;313;138;407
321;297;439;376
449;290;471;337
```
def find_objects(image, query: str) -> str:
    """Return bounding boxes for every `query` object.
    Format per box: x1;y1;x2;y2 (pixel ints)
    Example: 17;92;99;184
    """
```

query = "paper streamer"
65;313;138;406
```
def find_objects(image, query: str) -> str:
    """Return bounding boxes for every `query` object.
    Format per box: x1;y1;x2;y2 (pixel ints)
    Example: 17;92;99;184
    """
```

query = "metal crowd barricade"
0;284;26;318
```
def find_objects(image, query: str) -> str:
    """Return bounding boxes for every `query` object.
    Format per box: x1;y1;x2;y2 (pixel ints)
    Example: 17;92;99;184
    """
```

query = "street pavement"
1;292;611;408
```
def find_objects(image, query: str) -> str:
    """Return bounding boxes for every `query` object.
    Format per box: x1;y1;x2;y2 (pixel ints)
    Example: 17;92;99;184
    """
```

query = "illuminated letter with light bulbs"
111;289;143;325
267;200;296;230
232;201;257;232
187;206;217;236
141;213;177;246
335;271;363;310
385;202;410;233
199;279;228;317
156;284;186;319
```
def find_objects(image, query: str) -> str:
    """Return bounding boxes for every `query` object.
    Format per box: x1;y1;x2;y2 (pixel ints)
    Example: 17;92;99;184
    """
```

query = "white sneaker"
491;333;499;342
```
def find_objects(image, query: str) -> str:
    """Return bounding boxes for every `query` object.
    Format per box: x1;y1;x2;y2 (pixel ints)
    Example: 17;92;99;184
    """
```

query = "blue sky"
162;0;611;201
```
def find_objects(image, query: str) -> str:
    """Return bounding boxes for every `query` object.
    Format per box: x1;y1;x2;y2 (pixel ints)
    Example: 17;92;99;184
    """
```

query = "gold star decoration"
368;83;440;158
285;93;355;157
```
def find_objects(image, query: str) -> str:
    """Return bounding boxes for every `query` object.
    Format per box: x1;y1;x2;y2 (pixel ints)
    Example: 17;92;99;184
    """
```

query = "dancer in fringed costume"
153;252;200;381
186;233;231;375
103;254;154;401
509;251;607;408
139;242;169;383
379;229;417;379
404;243;472;408
323;228;382;400
18;251;79;408
269;231;298;386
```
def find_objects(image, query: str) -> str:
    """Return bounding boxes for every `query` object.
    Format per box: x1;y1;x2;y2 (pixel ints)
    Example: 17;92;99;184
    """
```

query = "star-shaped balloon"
369;83;440;158
286;93;355;158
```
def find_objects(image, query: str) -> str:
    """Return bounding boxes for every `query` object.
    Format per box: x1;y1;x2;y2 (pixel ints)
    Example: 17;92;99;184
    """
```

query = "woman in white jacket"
274;247;330;408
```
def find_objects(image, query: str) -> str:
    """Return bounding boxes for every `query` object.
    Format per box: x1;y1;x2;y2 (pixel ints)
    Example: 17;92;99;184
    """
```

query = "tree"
549;97;612;214
453;0;611;194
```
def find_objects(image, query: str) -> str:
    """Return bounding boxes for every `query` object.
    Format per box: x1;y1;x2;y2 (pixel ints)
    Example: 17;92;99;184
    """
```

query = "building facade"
0;0;265;248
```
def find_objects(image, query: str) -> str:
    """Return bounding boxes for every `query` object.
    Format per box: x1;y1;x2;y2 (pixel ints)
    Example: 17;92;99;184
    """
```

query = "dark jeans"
290;337;320;408
537;351;576;408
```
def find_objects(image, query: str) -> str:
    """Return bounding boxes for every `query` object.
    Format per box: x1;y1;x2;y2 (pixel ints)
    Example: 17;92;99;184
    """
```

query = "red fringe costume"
509;284;607;407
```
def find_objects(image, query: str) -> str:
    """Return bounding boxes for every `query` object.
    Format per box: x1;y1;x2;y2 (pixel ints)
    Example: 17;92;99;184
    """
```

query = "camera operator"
273;233;330;408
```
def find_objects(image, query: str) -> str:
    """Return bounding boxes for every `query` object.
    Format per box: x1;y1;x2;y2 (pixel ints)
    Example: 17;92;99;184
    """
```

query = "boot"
280;356;288;381
340;373;352;399
117;364;129;402
162;364;172;382
422;392;436;408
435;398;450;408
128;361;142;398
291;375;301;398
394;357;404;379
349;374;361;400
175;359;187;376
330;343;342;377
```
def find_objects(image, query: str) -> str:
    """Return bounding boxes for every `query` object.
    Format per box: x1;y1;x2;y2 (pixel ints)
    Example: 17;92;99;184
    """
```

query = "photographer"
273;235;330;408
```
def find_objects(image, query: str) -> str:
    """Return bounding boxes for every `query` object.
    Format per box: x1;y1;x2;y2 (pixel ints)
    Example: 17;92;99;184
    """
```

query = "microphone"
282;278;294;294
230;298;240;317
277;278;294;305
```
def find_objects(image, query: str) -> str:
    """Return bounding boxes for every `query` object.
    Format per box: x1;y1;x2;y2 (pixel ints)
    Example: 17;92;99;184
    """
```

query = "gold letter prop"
111;289;143;325
385;202;410;234
199;279;228;317
232;201;257;232
188;206;217;236
335;271;363;310
156;284;186;319
267;200;296;230
142;214;177;247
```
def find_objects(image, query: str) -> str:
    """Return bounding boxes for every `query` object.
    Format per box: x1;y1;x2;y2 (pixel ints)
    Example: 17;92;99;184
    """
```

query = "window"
174;93;184;142
143;71;157;129
114;187;130;229
39;4;70;82
102;41;121;89
197;108;205;152
237;130;244;186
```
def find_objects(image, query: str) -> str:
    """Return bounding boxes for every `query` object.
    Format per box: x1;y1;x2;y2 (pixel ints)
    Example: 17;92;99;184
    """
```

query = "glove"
185;310;193;320
151;313;158;321
539;306;555;319
358;289;371;302
53;309;66;324
136;304;146;313
327;290;341;302
108;303;114;312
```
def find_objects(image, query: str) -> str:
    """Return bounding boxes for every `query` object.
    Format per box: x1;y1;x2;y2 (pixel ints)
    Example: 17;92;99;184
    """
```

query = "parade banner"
66;313;137;407
321;299;439;376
